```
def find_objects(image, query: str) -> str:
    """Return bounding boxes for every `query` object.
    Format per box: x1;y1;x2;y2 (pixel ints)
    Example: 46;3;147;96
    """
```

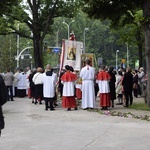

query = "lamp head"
84;28;89;31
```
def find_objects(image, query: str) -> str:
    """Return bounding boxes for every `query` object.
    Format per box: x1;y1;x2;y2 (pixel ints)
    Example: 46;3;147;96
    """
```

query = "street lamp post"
15;46;33;68
17;24;20;68
63;20;74;40
83;28;89;53
116;50;119;70
126;43;129;67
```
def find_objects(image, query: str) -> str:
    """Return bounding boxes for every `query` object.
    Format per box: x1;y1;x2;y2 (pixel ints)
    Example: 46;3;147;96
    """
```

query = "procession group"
1;59;147;111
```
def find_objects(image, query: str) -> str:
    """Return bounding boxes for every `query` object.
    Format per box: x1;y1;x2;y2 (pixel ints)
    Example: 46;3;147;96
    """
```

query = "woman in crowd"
132;70;138;98
115;71;123;105
108;67;116;107
28;68;36;103
32;67;43;104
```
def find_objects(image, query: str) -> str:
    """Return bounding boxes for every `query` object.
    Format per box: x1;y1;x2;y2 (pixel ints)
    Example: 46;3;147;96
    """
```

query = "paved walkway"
0;97;150;150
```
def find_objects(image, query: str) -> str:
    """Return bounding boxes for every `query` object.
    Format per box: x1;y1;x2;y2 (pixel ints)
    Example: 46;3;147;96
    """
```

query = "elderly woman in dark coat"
108;67;116;107
0;75;7;136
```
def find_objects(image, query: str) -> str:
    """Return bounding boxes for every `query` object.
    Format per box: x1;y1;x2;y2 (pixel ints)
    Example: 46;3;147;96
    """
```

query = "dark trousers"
6;86;13;101
133;89;138;98
0;107;4;136
14;87;17;97
44;98;54;109
124;91;133;106
35;84;43;100
59;84;63;97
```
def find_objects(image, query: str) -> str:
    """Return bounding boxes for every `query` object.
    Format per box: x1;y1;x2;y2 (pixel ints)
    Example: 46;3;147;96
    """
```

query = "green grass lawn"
129;103;150;111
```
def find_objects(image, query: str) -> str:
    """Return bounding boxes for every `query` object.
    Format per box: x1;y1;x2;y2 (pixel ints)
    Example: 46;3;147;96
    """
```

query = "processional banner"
60;39;83;71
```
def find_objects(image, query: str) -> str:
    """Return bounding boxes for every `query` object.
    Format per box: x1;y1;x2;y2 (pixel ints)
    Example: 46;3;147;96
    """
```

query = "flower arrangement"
87;108;150;121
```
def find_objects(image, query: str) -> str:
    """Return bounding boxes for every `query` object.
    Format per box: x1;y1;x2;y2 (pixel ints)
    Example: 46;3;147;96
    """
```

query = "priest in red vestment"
61;65;77;111
96;66;111;110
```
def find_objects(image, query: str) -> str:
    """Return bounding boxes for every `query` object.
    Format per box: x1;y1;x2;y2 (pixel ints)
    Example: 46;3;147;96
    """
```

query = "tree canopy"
83;0;150;106
0;0;18;15
0;0;83;67
83;1;142;23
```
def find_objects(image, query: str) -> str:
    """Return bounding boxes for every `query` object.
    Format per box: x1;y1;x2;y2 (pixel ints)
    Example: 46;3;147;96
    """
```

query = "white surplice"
17;72;27;89
80;65;96;109
41;72;57;98
61;81;75;96
96;80;110;93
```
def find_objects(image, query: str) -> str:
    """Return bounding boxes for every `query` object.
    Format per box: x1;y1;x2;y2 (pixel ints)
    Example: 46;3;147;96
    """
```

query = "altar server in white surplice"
42;64;57;111
80;59;96;109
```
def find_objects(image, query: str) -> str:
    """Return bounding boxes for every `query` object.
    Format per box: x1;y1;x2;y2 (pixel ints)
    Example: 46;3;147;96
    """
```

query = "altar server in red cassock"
96;66;111;110
61;65;77;111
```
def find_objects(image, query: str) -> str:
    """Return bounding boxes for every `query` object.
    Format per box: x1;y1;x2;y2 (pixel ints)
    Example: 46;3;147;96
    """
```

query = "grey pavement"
0;97;150;150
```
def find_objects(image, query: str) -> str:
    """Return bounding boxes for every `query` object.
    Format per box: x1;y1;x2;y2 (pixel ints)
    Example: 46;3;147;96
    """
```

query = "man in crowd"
96;66;111;110
42;64;57;111
122;67;133;107
0;74;7;136
61;65;77;111
80;59;96;110
3;68;14;101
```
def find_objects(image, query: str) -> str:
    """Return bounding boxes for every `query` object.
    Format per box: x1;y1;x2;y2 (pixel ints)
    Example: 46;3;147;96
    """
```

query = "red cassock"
61;71;77;108
76;88;82;100
97;71;111;107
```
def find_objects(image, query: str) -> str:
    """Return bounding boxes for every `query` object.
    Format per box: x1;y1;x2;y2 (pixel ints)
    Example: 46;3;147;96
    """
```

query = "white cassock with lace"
80;65;96;109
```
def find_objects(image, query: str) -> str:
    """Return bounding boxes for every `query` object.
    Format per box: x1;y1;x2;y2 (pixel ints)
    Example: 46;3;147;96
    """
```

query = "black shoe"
39;101;42;105
11;100;14;101
67;108;71;111
45;108;48;111
50;108;55;111
105;107;108;110
54;103;58;106
74;107;78;110
32;101;34;103
34;101;37;105
88;107;93;109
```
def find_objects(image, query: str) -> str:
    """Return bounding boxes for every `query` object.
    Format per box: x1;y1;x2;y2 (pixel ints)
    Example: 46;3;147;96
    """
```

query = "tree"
82;0;150;106
0;0;82;68
45;13;139;69
0;0;18;15
0;35;17;72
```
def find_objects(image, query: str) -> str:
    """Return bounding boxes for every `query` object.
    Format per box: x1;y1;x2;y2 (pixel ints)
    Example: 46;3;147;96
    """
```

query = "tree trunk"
33;34;43;68
136;30;143;67
31;1;43;68
144;24;150;106
143;0;150;106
